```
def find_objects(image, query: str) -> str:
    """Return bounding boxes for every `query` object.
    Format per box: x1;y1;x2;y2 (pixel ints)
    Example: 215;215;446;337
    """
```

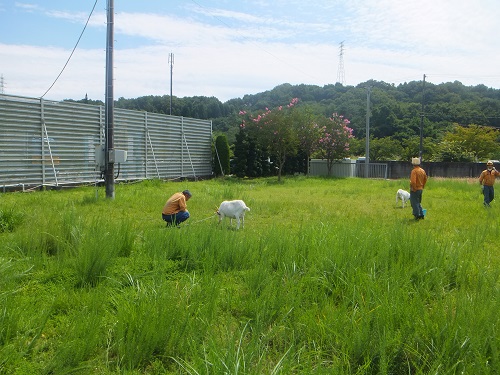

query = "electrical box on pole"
95;145;127;170
95;144;105;170
109;149;127;164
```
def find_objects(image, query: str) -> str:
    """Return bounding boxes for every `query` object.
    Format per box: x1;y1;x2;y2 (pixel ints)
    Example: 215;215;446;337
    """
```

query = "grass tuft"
0;208;23;233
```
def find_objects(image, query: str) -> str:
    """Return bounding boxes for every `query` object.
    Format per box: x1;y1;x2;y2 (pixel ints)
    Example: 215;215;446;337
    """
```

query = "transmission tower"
336;41;345;85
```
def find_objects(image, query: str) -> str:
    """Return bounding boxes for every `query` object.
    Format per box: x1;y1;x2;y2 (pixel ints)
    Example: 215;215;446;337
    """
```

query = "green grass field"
1;176;499;374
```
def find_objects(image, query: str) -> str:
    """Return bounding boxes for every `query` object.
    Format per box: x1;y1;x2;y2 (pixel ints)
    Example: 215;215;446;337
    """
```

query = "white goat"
396;189;410;208
216;200;250;229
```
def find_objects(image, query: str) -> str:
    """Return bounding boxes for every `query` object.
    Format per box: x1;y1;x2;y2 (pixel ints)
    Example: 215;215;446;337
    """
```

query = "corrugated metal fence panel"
113;108;147;181
0;95;42;186
182;117;213;177
43;100;102;185
0;94;213;188
150;114;183;179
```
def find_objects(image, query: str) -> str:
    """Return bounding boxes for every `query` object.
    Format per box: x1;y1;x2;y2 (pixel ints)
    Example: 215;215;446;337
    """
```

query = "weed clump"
0;208;23;233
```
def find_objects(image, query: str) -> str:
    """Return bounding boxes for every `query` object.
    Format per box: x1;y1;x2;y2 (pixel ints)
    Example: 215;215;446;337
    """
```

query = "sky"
1;0;500;103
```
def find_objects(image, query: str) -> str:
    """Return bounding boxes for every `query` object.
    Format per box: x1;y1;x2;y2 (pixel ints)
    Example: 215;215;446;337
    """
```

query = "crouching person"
162;189;192;227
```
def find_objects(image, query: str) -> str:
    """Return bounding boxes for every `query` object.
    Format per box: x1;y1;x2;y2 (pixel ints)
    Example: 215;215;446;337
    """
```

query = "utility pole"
104;0;115;199
365;86;371;178
336;41;345;85
419;74;426;162
0;74;4;94
169;52;174;115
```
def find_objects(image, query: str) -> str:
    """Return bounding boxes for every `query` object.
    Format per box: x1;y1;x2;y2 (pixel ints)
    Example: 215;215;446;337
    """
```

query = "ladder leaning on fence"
146;130;160;179
42;120;59;186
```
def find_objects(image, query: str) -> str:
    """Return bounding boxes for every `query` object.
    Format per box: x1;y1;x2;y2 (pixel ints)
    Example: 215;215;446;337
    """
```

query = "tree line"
69;79;500;177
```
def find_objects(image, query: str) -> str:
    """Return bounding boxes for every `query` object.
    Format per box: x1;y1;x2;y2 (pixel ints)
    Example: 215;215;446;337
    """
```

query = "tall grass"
0;177;499;374
0;207;23;233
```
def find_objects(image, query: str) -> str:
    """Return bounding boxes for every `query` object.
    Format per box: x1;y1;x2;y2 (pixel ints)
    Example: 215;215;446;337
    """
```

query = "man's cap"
487;160;494;166
411;157;420;165
182;189;192;197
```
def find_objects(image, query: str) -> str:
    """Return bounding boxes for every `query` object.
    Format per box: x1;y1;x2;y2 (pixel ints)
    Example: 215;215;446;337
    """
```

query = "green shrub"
214;134;231;176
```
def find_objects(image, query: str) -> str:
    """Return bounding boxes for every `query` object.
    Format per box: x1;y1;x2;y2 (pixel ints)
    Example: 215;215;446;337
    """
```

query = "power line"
41;0;99;99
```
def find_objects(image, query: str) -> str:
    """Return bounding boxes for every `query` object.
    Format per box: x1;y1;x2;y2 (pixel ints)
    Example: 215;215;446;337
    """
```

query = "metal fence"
309;159;388;179
354;162;388;179
0;94;212;190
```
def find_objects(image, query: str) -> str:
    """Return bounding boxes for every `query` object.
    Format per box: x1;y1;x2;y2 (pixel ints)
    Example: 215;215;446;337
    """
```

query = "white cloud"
2;0;500;102
349;0;500;54
14;2;41;12
0;43;105;99
46;10;91;23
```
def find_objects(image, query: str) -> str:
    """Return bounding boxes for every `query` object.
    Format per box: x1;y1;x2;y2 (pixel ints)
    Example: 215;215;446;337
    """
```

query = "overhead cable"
41;0;99;98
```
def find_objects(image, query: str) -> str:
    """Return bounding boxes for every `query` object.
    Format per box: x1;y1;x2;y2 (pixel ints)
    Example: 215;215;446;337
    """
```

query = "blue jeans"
410;190;423;218
162;211;190;225
483;185;494;206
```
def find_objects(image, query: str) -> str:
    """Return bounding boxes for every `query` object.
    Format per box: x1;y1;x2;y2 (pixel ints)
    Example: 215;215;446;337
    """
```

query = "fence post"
40;98;45;186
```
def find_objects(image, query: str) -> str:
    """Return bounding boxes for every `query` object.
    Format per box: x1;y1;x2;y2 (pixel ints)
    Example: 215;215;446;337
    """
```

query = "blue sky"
1;0;500;102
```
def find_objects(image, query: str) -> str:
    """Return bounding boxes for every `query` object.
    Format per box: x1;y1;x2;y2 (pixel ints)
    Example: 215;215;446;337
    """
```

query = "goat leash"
184;213;217;226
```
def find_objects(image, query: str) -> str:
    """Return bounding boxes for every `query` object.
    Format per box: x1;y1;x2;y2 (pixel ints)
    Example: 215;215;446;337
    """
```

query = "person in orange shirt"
479;160;500;207
162;190;192;227
410;157;427;220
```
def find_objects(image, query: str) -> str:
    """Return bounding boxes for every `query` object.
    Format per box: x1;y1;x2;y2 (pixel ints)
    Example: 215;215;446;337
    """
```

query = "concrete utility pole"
365;86;371;178
105;0;115;199
169;52;174;115
419;74;426;162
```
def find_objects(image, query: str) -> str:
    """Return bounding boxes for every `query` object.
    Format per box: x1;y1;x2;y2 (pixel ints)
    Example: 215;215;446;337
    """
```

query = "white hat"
411;157;420;165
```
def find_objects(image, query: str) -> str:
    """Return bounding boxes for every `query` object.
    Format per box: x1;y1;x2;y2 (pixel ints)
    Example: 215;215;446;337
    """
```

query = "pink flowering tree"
315;113;354;176
239;98;300;181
